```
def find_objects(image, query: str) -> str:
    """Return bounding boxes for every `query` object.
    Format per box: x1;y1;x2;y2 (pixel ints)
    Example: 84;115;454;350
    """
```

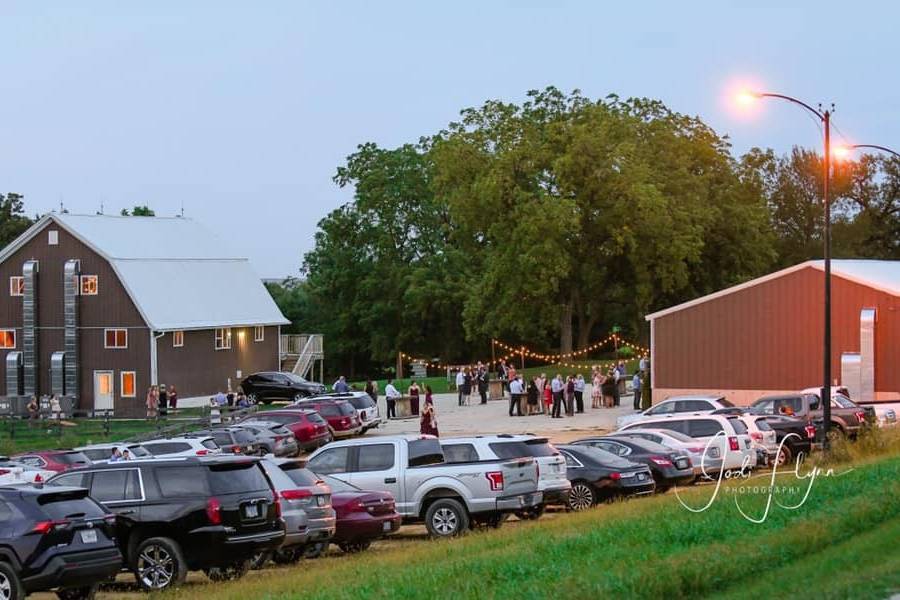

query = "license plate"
244;504;259;518
382;521;392;532
80;529;98;544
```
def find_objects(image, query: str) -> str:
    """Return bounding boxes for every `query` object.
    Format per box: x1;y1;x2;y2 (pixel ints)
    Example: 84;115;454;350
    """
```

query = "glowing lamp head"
833;145;853;161
735;90;760;107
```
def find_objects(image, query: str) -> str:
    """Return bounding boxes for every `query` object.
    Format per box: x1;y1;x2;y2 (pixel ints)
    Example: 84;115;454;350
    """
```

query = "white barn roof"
1;213;289;331
646;259;900;321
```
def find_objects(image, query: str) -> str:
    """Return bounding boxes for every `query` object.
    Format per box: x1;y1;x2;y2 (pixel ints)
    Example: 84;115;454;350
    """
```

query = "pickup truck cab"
306;435;542;537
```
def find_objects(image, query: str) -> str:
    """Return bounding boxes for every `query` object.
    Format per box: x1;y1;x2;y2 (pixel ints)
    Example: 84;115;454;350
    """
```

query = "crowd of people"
144;384;180;418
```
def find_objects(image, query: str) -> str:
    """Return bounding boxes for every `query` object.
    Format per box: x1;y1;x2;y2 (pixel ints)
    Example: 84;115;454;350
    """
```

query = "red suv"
247;410;332;451
12;450;91;473
289;399;362;439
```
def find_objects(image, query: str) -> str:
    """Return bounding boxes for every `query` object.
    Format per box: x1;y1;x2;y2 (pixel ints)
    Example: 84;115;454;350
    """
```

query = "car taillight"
728;436;740;451
485;471;504;491
650;456;673;466
281;489;313;501
347;498;366;512
273;492;282;519
232;447;242;454
206;498;222;525
750;432;763;442
341;418;349;426
609;472;621;480
805;424;817;439
31;519;69;535
855;411;866;424
33;473;43;483
196;449;210;456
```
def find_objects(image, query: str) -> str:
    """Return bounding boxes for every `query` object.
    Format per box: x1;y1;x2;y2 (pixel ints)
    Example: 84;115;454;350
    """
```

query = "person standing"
508;375;524;417
639;353;649;373
333;376;350;393
551;374;564;418
591;370;603;409
168;385;178;413
420;388;439;437
543;380;553;415
565;376;575;416
632;371;642;410
385;379;400;419
365;379;377;403
574;374;585;413
507;364;518;389
478;368;489;404
145;385;158;419
497;359;509;392
526;377;539;416
612;367;621;407
158;384;168;418
455;369;466;406
408;380;421;416
602;370;616;408
462;368;472;406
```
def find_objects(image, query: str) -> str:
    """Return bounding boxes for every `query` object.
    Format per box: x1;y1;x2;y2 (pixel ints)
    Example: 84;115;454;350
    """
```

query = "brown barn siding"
156;325;279;400
0;221;150;414
653;266;900;402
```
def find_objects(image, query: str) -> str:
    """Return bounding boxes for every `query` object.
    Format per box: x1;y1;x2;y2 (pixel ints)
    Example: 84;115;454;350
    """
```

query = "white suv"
141;436;222;458
76;442;153;463
440;434;570;518
305;392;382;432
619;414;754;473
617;394;734;429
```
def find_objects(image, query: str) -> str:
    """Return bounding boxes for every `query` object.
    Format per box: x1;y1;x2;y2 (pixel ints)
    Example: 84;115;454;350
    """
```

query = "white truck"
306;435;542;537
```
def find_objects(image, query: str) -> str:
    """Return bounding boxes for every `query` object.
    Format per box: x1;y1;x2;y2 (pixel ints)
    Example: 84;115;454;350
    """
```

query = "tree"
121;206;155;216
0;193;33;249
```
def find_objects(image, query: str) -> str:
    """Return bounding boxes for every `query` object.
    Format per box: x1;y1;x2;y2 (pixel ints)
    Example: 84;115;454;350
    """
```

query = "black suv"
0;485;122;600
48;457;284;592
240;372;326;404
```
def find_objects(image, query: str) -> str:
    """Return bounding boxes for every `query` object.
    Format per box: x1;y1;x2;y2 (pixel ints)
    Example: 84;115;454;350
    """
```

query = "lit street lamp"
833;143;900;160
737;90;836;448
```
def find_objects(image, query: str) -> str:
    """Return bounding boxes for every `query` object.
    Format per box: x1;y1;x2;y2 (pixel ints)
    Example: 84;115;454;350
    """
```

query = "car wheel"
248;551;272;570
302;542;327;559
56;586;98;600
424;498;469;538
0;562;24;600
247;392;258;403
272;548;303;564
204;560;250;582
776;444;792;467
133;537;187;592
515;505;546;520
293;392;305;402
337;540;372;553
567;482;596;511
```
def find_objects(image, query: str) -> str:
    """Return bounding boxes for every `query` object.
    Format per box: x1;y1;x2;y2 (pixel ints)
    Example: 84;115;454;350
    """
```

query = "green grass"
164;433;900;600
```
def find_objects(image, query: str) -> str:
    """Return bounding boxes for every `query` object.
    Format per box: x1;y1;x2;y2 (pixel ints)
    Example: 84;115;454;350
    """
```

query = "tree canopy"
0;193;33;249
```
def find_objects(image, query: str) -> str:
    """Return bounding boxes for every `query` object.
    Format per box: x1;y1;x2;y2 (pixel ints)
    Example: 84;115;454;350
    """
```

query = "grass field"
163;430;900;600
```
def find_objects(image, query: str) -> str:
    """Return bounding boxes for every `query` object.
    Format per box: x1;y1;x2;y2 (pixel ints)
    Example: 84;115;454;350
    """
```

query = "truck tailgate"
498;457;539;496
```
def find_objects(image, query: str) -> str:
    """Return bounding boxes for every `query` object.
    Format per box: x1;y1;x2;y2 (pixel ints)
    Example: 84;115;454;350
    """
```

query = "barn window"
0;330;15;349
9;277;24;296
80;275;98;295
254;326;265;342
215;328;232;350
104;329;128;349
121;372;136;397
48;230;59;245
173;330;184;347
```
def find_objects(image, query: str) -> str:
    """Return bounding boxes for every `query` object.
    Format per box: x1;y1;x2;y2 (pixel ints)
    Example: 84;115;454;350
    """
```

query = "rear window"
337;402;356;416
202;439;219;450
442;443;479;463
347;396;375;409
728;418;749;435
156;466;209;497
233;430;256;444
755;418;773;431
408;439;444;467
280;464;320;487
307;412;326;425
208;463;270;494
39;493;106;520
687;419;724;438
57;452;90;465
318;404;339;417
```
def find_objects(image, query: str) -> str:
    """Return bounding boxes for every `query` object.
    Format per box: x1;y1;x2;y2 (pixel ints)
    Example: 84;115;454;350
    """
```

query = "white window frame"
254;326;265;342
9;276;24;297
80;275;99;296
120;371;136;398
48;230;59;245
215;328;232;350
0;329;15;349
104;328;128;349
173;330;184;348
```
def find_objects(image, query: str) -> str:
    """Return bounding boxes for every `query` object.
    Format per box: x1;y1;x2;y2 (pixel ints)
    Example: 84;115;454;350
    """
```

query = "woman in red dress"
420;385;439;436
408;380;421;416
543;381;553;416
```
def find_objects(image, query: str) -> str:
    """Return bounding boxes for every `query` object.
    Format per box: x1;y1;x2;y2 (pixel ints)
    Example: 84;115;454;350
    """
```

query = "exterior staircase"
280;334;324;380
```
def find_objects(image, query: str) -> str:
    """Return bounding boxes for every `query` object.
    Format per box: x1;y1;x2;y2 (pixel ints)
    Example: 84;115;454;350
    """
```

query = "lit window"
48;230;59;245
121;372;136;397
104;329;128;349
254;326;265;342
9;277;24;297
215;328;232;350
173;331;184;347
0;330;15;349
80;275;98;295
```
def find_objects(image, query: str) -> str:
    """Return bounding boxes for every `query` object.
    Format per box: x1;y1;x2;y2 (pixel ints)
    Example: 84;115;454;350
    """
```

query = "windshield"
322;474;359;492
280;464;321;487
728;418;749;434
284;373;308;384
348;396;375;409
56;452;90;465
831;394;856;409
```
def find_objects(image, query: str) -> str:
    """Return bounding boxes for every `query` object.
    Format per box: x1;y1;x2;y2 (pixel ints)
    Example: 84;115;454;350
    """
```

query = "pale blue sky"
1;1;897;276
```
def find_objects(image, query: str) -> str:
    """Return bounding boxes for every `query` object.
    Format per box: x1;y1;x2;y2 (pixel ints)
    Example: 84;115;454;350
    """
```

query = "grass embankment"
166;429;900;600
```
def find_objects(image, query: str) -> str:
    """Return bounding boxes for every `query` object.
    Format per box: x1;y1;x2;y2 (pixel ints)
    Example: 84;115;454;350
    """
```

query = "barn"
0;213;289;415
645;260;900;406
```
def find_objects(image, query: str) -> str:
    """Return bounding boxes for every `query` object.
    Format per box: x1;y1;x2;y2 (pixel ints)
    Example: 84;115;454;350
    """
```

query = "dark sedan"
556;445;655;510
240;372;326;404
319;475;401;553
573;436;695;491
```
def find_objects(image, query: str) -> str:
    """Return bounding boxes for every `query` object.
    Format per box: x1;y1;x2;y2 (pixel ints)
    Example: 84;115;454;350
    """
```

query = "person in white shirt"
574;374;586;413
508;375;524;417
385;379;401;419
551;374;564;418
455;369;466;407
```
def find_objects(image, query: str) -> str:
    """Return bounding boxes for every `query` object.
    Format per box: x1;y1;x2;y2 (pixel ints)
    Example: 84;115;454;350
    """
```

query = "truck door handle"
384;477;397;484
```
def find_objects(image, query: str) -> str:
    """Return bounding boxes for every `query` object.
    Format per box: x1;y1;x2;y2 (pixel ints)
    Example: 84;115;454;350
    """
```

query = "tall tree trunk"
349;354;356;380
576;315;598;351
559;301;573;356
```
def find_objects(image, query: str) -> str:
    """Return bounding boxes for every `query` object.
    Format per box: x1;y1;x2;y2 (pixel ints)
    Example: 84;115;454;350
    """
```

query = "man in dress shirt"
385;379;401;419
551;374;564;418
508;375;524;417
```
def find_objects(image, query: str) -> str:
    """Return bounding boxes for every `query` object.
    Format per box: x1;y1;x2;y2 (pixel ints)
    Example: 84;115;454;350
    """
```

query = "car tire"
56;586;99;600
424;498;469;538
247;392;258;403
302;542;327;559
204;560;250;582
0;562;24;600
248;551;272;570
337;540;371;553
515;504;546;520
776;444;792;467
293;393;305;403
132;537;187;592
567;482;596;511
272;548;303;564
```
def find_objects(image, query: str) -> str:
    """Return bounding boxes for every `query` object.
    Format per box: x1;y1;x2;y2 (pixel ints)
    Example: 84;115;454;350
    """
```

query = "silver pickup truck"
306;435;542;537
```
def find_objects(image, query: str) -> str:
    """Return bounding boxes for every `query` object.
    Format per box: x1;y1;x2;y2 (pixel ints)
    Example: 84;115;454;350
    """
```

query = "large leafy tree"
0;193;33;249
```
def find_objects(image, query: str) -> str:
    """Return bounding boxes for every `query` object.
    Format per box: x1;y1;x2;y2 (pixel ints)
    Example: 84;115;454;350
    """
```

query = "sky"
1;1;898;277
